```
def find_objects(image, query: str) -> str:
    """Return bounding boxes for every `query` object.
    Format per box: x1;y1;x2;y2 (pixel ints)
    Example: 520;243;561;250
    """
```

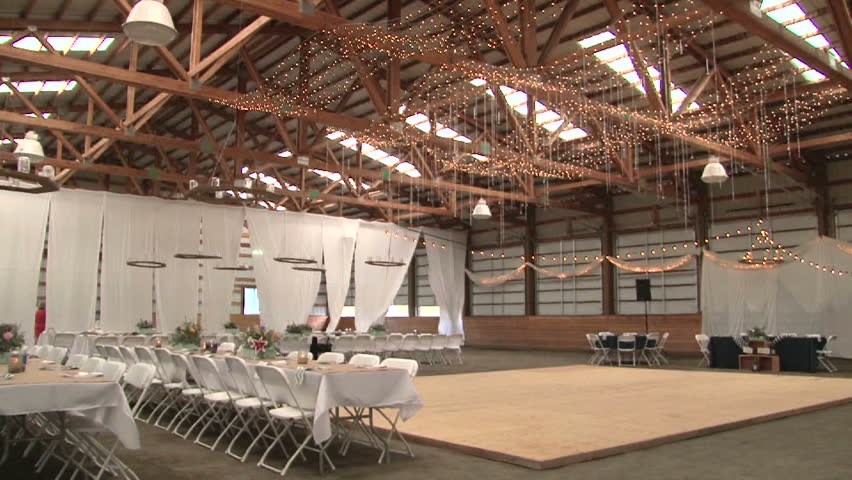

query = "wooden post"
408;252;417;317
524;205;537;316
601;198;616;315
463;229;472;317
693;175;709;311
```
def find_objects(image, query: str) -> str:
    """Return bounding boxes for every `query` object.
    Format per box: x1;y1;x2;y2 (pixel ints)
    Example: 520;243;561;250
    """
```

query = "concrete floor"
9;348;852;479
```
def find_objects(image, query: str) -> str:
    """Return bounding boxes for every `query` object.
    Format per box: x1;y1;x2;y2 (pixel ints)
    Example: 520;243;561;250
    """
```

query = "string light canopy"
122;0;177;46
701;156;729;184
471;198;492;220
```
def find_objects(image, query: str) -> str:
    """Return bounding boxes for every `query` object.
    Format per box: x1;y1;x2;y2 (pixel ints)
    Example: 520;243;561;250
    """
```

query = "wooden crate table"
738;354;781;372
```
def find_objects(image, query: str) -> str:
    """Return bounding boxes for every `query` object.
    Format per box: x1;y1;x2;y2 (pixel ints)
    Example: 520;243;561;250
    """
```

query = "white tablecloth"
70;335;98;356
0;380;140;449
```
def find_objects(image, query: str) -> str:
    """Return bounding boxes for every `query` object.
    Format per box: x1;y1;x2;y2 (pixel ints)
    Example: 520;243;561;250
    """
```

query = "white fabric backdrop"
154;202;202;333
353;222;420;332
100;194;159;332
246;210;323;330
46;190;104;333
200;205;245;332
322;216;359;332
702;237;852;358
424;228;466;336
0;191;49;343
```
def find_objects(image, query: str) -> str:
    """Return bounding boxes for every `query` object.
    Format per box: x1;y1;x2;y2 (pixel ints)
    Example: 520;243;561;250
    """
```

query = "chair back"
617;334;636;350
353;334;373;351
401;334;418;351
124;363;157;390
385;333;404;351
122;335;147;347
333;335;354;353
81;356;106;373
224;356;261;398
95;335;120;346
119;346;138;366
658;332;670;348
431;335;448;349
349;353;380;367
415;334;433;349
695;334;710;350
101;361;127;382
217;342;236;354
105;345;124;363
285;351;301;360
380;358;419;377
172;353;201;385
134;346;158;368
217;334;238;344
446;334;464;349
254;365;303;411
371;336;387;352
53;333;76;348
317;352;344;364
155;347;183;383
822;335;837;351
66;354;88;369
190;355;227;392
50;346;68;364
586;333;598;351
645;333;660;349
95;345;108;358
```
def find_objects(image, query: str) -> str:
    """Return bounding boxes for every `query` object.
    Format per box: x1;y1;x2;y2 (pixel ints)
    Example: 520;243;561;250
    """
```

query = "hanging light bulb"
13;131;45;172
471;198;492;220
701;156;728;184
123;0;177;46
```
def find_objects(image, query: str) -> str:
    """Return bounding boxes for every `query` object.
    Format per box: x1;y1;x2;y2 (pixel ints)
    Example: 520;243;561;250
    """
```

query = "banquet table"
212;357;422;444
0;359;140;450
709;336;743;369
599;334;649;350
710;336;824;372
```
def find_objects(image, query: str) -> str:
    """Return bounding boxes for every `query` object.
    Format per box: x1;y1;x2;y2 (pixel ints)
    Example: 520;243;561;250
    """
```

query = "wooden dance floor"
396;366;852;469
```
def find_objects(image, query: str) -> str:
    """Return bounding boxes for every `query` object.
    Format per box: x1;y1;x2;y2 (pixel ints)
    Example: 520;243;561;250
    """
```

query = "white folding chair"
255;365;335;476
445;334;464;364
104;345;124;364
80;356;106;374
65;354;88;370
352;334;373;354
333;335;354;359
317;352;344;364
147;348;188;426
414;334;433;365
617;334;637;366
118;346;138;367
383;333;404;357
220;356;273;460
53;333;76;348
217;342;236;354
695;334;711;367
369;336;387;358
373;358;419;463
641;333;660;366
429;335;449;365
652;332;670;364
99;361;127;383
348;354;380;367
95;335;120;347
586;333;610;365
49;346;68;365
188;355;244;449
121;335;147;347
168;354;206;437
818;335;838;373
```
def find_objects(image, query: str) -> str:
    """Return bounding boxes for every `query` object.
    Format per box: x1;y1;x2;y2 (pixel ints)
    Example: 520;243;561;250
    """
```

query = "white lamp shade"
701;157;728;184
13;131;45;162
123;0;177;46
471;198;492;220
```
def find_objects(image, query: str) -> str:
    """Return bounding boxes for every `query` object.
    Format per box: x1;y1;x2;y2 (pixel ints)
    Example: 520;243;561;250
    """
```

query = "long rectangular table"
709;336;822;373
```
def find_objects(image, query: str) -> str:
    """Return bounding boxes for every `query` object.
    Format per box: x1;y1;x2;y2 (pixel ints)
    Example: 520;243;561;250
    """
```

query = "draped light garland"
606;254;695;273
465;259;603;287
703;249;785;270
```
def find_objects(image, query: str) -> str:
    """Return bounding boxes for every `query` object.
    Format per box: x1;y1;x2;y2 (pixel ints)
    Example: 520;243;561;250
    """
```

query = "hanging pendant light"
14;131;45;166
123;0;177;46
471;198;492;220
701;156;728;184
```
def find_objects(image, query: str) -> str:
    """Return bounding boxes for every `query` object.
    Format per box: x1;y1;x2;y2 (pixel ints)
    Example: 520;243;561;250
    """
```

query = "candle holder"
297;351;310;365
8;352;24;373
154;338;163;348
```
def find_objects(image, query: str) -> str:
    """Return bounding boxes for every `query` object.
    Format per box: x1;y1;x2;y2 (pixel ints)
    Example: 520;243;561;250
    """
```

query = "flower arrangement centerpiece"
136;319;156;334
242;325;279;359
224;321;240;335
171;321;201;349
369;324;388;336
285;324;313;336
747;326;768;341
0;324;25;364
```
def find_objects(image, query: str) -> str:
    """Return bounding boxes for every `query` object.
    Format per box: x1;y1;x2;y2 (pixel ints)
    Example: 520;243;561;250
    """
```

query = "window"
415;250;440;317
536;238;603;315
469;244;525;315
243;287;260;315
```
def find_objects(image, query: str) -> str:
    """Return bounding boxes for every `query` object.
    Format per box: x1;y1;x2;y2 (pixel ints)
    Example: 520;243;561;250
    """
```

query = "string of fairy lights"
385;218;852;279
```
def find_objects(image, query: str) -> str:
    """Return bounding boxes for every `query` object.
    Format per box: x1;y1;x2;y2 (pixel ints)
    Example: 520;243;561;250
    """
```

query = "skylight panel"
801;69;826;81
278;150;292;157
436;127;457;138
96;38;114;51
470;78;487;87
12;35;115;52
578;31;616;49
405;113;428;125
359;142;376;154
607;57;634;73
535;111;560;125
805;35;829;49
559;128;589;141
326;131;346;140
504;90;527;106
365;148;388;160
620;71;641;85
405;170;421;178
414;122;431;132
71;37;101;52
47;36;75;51
339;138;358;148
766;4;805;23
394;162;416;173
454;135;472;143
541;120;564;132
13;37;42;51
786;19;818;36
471;154;488;162
378;155;398;166
594;44;628;63
0;36;10;44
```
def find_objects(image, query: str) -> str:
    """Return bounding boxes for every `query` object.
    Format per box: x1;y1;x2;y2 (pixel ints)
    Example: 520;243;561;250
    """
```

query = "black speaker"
636;279;652;302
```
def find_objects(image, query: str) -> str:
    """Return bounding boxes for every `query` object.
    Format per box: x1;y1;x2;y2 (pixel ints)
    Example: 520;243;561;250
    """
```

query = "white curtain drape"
424;228;466;336
322;216;359;332
101;194;158;332
154;202;202;333
353;222;420;332
46;190;104;333
0;191;49;343
246;210;323;330
200;205;245;332
701;238;852;358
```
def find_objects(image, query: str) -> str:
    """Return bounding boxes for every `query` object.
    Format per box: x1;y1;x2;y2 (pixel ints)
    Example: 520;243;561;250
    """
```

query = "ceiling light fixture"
701;156;729;184
123;0;177;46
471;198;492;220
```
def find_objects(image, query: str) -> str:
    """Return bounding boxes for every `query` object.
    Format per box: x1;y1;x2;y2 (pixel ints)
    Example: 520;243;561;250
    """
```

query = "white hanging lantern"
471;198;492;220
14;131;45;164
701;156;728;184
123;0;177;46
